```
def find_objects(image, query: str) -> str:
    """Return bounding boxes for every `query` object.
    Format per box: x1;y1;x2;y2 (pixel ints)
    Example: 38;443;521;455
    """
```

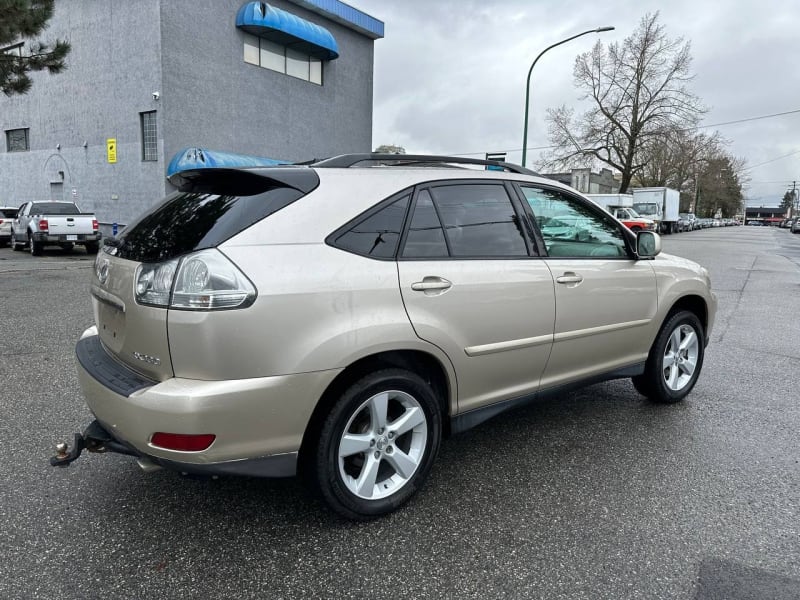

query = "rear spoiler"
168;167;320;196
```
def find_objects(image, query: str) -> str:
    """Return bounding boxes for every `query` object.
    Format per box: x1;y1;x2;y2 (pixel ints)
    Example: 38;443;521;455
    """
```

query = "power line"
741;149;800;172
441;107;800;158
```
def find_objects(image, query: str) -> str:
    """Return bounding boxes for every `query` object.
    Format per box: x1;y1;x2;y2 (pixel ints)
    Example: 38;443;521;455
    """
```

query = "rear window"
0;208;17;218
113;187;306;262
31;203;80;215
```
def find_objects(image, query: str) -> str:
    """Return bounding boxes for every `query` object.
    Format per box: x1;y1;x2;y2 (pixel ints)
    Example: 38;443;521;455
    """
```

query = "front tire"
632;310;705;403
310;369;442;520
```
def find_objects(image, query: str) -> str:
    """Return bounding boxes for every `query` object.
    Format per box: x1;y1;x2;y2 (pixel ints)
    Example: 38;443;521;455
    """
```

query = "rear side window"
402;190;449;258
30;203;80;215
402;183;528;258
114;187;305;262
331;194;410;258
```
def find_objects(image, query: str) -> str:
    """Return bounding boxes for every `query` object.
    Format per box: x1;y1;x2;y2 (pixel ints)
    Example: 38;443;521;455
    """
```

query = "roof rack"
311;153;539;176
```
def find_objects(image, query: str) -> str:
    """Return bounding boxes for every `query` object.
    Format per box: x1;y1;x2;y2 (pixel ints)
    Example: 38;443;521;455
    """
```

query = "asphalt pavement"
0;227;798;599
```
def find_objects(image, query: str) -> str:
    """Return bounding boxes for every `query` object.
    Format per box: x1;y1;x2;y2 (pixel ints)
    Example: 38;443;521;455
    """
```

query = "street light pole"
521;26;614;167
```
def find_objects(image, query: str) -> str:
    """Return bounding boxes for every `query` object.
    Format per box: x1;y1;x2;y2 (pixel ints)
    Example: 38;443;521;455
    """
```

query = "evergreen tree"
0;0;70;96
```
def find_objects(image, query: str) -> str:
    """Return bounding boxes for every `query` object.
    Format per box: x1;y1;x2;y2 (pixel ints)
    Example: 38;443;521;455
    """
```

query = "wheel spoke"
339;433;373;458
680;357;696;376
669;329;682;353
679;329;697;352
666;364;680;389
389;406;425;437
384;447;418;479
355;454;381;498
368;392;389;431
663;352;676;368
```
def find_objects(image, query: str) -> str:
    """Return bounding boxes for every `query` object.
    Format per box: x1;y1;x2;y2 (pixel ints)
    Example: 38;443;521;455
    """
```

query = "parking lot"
1;226;799;599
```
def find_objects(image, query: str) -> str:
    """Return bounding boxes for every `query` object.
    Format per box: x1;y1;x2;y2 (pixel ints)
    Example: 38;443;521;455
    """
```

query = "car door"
397;181;555;414
12;203;29;242
517;185;658;389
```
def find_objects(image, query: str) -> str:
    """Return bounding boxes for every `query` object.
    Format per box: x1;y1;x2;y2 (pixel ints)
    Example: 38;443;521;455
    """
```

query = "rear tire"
29;234;42;256
309;368;442;520
632;310;705;403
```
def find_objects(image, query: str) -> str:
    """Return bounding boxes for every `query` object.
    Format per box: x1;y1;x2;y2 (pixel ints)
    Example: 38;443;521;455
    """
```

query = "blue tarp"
236;2;339;60
166;148;289;178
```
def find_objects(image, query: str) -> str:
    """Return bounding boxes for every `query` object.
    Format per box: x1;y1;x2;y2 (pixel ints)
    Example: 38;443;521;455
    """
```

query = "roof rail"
311;153;539;176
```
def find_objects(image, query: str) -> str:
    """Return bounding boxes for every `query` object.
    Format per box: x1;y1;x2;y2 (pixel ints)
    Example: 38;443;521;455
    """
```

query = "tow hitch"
49;420;139;467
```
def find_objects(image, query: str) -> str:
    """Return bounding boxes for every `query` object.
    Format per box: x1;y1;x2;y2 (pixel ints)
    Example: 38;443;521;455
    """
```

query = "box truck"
631;187;680;234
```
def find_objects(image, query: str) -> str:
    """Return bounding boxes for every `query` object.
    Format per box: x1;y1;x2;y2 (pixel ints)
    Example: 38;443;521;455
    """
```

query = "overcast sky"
347;0;800;206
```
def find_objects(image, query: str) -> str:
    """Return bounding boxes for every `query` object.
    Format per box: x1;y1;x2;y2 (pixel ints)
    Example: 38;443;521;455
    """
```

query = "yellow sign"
107;138;117;163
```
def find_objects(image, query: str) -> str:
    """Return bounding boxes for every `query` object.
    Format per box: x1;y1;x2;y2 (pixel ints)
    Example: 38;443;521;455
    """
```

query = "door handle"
556;272;583;285
411;277;452;292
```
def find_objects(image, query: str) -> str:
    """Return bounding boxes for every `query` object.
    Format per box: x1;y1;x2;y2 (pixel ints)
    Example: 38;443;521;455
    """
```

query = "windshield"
627;208;643;218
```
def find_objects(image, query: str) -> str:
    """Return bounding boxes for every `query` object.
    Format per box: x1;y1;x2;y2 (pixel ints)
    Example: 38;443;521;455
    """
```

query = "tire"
310;368;442;520
29;234;43;256
630;226;642;233
632;310;705;403
85;242;99;254
10;232;20;251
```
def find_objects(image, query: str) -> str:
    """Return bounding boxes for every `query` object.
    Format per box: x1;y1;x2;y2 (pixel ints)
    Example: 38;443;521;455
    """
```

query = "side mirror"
636;230;661;258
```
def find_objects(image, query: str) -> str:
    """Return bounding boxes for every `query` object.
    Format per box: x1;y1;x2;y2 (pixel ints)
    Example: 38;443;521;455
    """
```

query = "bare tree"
541;13;705;192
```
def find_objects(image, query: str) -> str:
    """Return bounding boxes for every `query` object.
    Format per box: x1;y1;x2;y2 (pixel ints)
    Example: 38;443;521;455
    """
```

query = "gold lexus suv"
52;154;717;519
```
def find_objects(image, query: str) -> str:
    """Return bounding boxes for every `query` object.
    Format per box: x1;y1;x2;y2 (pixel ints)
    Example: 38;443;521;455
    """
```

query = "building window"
243;33;323;85
140;111;157;161
6;128;30;152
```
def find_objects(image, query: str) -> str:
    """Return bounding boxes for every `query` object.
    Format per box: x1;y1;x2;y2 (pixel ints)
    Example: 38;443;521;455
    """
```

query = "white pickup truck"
9;201;102;255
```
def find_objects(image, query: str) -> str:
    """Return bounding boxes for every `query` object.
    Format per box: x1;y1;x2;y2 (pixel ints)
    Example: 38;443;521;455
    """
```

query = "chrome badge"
133;352;161;366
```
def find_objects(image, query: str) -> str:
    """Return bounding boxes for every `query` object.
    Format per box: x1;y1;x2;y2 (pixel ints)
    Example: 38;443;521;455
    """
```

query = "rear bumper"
32;231;101;243
75;328;341;478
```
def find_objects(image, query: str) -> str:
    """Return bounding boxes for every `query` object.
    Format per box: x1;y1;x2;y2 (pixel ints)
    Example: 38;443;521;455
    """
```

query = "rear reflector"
150;432;216;452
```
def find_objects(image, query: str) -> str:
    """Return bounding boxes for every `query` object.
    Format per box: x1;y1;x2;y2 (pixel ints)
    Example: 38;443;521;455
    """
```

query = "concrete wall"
0;0;165;226
158;0;375;169
1;0;377;227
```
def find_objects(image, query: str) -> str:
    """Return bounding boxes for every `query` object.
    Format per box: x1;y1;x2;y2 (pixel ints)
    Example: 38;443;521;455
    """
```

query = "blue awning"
167;148;289;178
236;2;339;60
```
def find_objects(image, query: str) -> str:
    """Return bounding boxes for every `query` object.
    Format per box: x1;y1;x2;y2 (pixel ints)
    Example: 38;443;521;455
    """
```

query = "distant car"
747;221;762;226
0;206;18;246
792;219;800;233
679;213;696;231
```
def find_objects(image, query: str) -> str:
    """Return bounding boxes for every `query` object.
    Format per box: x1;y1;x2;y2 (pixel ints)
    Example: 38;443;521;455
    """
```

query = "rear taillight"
39;219;49;232
134;249;256;310
92;219;98;231
150;432;216;452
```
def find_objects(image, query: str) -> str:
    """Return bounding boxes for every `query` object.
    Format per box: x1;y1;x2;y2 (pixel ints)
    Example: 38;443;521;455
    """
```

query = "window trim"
140;111;158;162
513;182;636;260
243;33;324;85
5;127;30;153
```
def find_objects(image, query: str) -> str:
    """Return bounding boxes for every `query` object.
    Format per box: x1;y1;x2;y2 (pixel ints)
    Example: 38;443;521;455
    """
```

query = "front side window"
6;128;29;152
140;111;157;161
521;187;627;258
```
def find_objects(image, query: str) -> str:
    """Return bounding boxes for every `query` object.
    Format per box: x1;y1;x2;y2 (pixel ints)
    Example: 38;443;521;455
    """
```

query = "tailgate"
47;215;95;235
91;253;174;381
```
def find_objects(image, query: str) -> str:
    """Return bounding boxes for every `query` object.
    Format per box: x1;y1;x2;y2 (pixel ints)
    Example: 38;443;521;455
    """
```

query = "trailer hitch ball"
55;442;69;460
